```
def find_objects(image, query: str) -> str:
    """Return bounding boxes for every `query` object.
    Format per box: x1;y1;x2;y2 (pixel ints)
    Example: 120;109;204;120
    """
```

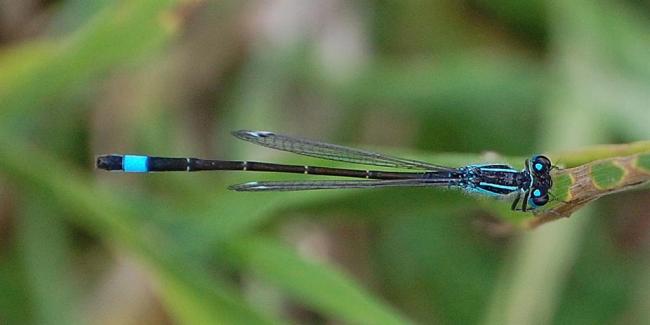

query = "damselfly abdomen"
97;130;553;212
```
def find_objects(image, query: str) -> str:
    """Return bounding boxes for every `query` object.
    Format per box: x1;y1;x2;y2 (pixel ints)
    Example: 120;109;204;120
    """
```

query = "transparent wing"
228;178;452;192
232;130;453;171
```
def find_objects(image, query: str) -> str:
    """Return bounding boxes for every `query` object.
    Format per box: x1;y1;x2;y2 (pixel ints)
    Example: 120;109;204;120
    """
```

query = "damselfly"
97;130;554;212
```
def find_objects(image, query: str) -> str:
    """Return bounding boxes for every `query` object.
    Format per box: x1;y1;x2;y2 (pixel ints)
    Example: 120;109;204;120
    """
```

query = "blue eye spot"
535;163;543;171
533;189;541;197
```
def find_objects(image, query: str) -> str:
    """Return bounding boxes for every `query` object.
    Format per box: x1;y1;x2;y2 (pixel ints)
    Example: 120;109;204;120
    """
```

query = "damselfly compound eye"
532;155;552;174
529;185;550;207
531;194;549;207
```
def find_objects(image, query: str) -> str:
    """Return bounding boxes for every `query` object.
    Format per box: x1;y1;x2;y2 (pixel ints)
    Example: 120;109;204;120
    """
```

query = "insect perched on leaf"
97;130;554;212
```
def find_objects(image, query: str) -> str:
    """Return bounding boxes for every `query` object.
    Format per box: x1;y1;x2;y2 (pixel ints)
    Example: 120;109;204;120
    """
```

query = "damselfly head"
528;155;553;208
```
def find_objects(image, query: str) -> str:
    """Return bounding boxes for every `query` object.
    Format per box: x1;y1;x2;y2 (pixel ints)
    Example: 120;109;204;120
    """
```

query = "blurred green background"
1;0;649;324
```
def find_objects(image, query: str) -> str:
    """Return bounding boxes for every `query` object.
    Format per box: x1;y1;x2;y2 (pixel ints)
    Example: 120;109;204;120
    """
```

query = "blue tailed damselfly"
97;130;554;211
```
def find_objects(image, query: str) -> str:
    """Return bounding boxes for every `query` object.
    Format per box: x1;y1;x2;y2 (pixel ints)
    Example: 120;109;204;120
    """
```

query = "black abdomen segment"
96;155;430;180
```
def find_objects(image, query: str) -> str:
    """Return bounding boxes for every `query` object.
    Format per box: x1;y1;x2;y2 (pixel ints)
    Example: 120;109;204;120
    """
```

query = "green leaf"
529;151;650;228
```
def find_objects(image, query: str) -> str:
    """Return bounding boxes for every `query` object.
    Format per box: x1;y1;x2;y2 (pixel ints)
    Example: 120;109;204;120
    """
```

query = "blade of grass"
148;252;279;325
226;235;413;325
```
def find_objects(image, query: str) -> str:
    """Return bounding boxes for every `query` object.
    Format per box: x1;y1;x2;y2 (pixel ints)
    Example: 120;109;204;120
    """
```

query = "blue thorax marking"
526;159;534;189
477;167;518;173
478;182;519;192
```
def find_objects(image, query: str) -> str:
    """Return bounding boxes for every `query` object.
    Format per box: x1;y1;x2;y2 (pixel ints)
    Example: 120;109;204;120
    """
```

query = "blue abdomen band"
123;155;149;172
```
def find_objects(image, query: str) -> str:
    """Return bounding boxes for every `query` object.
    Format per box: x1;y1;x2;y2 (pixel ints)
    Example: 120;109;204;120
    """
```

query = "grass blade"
227;236;413;325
